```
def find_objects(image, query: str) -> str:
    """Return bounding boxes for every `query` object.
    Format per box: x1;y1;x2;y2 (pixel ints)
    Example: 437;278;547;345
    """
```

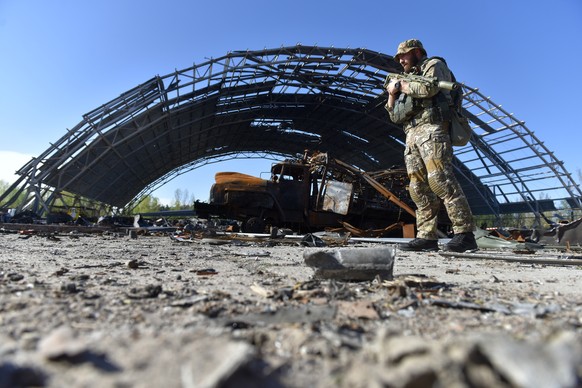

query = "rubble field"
0;229;581;387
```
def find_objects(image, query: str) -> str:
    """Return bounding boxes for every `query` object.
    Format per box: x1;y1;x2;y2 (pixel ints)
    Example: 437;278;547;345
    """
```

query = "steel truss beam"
1;45;580;222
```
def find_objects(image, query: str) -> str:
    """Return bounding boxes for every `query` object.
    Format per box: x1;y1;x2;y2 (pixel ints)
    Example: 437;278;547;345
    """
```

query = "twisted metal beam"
0;45;579;223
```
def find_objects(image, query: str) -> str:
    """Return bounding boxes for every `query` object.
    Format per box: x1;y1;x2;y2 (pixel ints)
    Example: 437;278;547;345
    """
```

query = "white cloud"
0;151;33;184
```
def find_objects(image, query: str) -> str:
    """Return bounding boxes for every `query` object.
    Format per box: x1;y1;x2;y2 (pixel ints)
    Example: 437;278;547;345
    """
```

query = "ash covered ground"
0;229;581;387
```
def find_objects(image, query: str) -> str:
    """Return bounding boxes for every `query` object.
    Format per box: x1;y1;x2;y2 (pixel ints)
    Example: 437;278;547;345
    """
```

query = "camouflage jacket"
388;57;453;131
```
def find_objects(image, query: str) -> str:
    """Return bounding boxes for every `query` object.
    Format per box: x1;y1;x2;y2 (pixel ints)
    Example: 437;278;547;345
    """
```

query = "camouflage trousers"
404;123;474;239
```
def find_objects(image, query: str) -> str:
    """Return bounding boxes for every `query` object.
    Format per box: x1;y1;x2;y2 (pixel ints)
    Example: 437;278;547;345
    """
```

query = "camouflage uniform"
404;122;474;239
388;42;474;240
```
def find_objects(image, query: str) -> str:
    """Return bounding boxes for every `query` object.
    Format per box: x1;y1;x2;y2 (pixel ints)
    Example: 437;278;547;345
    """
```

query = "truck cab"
195;156;414;234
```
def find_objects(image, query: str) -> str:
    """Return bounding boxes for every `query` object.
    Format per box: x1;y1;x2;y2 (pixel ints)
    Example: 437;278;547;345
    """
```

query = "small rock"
60;283;78;293
0;362;47;387
7;273;24;282
37;327;85;360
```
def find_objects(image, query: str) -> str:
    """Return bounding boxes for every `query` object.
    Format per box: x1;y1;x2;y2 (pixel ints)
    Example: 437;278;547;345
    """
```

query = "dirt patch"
0;230;581;387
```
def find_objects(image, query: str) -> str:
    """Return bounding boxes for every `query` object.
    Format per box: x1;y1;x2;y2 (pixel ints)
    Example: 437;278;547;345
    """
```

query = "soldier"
385;39;477;252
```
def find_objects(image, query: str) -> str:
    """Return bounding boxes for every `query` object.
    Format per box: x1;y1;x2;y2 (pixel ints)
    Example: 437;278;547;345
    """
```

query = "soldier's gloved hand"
387;79;401;96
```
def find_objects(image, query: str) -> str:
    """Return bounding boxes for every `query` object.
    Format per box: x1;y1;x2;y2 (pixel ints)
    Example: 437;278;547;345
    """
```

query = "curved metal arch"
458;85;581;215
123;151;287;210
1;45;580;220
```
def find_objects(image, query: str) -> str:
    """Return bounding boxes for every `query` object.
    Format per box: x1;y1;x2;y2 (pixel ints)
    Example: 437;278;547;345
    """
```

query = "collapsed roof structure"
1;45;580;222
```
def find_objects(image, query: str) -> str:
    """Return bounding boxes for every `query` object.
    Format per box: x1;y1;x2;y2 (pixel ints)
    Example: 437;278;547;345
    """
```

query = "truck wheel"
243;217;265;233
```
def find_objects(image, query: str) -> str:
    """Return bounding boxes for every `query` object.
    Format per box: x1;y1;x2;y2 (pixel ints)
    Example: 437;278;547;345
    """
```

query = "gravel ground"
0;228;581;387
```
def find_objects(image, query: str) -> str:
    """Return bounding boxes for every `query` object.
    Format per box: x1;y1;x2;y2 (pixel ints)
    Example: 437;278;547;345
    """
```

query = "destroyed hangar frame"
1;45;580;223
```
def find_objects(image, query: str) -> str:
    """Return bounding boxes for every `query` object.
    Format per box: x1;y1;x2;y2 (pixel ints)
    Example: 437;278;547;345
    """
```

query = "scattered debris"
440;251;582;266
382;275;447;290
538;217;582;246
336;300;380;320
301;233;326;247
341;331;582;388
195;268;218;276
427;298;511;314
250;283;275;298
126;284;163;299
223;304;338;327
474;228;544;251
169;295;209;308
0;221;580;387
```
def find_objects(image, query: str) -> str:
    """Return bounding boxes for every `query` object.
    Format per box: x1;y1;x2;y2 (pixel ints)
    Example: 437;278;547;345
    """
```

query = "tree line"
0;180;195;216
131;188;196;214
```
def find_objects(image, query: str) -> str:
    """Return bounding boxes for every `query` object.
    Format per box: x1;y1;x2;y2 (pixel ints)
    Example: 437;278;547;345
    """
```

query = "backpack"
447;70;472;147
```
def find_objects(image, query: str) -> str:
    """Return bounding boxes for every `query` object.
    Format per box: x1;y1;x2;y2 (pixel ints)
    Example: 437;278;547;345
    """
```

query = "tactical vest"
391;57;452;128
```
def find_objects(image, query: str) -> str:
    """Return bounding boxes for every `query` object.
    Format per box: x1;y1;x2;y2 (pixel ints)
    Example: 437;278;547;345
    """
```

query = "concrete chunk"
304;247;395;281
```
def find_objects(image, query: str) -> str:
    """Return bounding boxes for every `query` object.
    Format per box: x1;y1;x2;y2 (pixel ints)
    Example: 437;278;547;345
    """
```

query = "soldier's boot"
443;232;478;252
398;238;439;252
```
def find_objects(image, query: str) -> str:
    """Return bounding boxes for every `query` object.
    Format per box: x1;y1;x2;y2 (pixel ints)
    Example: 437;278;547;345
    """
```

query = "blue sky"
0;0;581;205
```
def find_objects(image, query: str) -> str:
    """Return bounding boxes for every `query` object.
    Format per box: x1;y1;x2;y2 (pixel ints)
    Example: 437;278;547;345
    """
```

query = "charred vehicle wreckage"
194;151;418;236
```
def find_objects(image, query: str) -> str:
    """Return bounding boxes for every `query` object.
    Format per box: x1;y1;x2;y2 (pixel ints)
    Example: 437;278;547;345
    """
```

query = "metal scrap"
304;246;396;281
439;251;582;266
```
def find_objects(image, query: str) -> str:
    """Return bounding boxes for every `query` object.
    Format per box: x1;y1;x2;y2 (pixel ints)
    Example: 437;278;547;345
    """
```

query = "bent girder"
1;45;579;220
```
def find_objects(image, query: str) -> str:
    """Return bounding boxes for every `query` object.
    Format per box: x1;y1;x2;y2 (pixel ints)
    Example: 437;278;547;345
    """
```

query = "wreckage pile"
0;225;581;387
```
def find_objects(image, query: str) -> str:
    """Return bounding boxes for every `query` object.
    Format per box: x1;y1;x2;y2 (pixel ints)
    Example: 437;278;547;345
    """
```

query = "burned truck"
194;152;416;235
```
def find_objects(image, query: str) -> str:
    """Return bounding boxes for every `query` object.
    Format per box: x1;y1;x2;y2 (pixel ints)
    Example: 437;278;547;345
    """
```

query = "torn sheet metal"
537;217;582;246
322;180;352;215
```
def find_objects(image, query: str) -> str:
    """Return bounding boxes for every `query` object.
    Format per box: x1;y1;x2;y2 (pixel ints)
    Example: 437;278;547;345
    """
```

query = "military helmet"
394;39;427;61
